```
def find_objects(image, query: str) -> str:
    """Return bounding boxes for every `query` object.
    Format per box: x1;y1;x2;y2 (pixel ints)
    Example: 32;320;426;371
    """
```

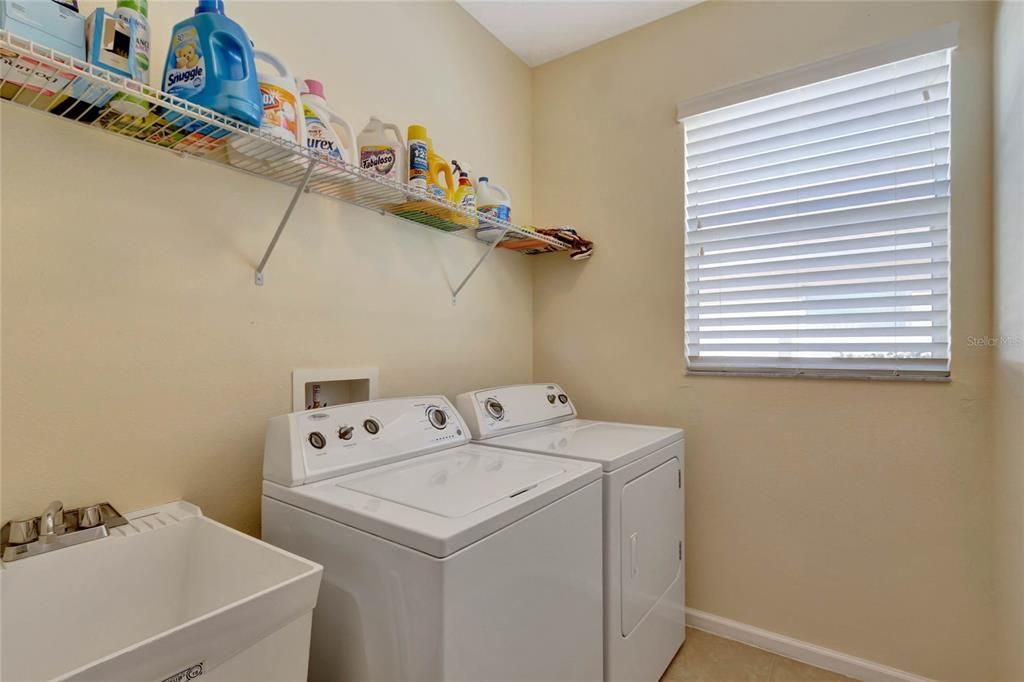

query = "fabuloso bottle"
408;124;429;191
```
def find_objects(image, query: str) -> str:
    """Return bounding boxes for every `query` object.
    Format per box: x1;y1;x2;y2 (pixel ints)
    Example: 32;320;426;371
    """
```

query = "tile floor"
661;628;857;682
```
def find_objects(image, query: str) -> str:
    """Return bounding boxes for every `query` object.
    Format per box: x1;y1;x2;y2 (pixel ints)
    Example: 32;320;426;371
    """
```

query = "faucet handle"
39;500;64;537
78;505;102;529
7;518;39;545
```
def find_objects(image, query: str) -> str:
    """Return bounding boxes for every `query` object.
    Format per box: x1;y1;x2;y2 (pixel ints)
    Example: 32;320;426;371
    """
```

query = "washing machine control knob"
557;394;569;404
338;425;354;440
308;431;327;449
547;394;556;404
427;406;448;430
363;418;381;435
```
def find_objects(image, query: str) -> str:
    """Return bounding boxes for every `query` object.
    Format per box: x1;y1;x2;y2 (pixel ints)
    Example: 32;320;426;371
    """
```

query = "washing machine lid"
263;443;601;558
485;420;683;472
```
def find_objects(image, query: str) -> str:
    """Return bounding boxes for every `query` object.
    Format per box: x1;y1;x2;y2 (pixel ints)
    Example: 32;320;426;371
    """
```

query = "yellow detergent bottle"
426;140;455;203
451;171;478;227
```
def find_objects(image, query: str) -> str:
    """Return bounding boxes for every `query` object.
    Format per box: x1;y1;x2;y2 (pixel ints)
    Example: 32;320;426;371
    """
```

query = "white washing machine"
456;384;685;682
261;395;604;682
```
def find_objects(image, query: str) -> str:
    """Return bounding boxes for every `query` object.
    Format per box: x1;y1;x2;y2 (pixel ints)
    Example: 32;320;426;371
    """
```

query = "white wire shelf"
0;30;573;299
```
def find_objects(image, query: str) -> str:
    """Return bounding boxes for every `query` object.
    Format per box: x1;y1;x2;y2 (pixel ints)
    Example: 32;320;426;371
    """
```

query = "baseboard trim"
685;608;933;682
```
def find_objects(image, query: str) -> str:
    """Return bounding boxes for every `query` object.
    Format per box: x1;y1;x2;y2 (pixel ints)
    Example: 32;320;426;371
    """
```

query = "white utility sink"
1;501;322;682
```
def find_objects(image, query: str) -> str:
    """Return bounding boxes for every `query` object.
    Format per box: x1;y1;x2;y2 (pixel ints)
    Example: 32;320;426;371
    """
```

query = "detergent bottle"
475;177;512;242
227;50;305;170
426;141;455;202
407;124;429;191
161;0;261;126
300;79;357;165
451;171;478;227
358;117;405;183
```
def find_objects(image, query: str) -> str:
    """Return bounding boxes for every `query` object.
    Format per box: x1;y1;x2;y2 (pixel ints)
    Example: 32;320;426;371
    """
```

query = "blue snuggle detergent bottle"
161;0;262;149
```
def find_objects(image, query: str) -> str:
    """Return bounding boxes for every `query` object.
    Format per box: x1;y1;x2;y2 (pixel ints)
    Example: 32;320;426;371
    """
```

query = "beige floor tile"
661;628;776;682
660;628;856;682
769;656;856;682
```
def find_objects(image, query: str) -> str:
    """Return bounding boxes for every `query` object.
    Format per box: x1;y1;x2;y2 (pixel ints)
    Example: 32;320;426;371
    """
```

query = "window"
680;31;955;380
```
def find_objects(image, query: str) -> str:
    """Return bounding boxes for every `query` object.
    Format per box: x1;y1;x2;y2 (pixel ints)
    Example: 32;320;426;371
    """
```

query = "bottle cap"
116;0;148;17
302;79;326;99
195;0;222;15
408;124;427;140
478;176;488;182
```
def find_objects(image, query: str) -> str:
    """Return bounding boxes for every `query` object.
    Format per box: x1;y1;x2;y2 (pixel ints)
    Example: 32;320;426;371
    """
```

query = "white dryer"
456;384;685;682
261;395;604;682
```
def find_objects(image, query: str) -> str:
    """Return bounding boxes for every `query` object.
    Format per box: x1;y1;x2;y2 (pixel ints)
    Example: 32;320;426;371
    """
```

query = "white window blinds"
682;48;952;379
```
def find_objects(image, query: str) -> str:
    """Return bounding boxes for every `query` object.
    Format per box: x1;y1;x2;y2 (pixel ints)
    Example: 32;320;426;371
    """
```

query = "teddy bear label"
164;27;205;98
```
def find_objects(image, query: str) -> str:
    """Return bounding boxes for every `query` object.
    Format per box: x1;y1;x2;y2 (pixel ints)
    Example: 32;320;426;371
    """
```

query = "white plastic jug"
253;50;305;147
300;79;357;166
475;176;512;242
227;50;307;173
357;117;406;183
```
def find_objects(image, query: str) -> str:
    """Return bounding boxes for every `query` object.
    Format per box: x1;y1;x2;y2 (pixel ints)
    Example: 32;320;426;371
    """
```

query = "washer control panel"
264;396;468;486
455;384;576;440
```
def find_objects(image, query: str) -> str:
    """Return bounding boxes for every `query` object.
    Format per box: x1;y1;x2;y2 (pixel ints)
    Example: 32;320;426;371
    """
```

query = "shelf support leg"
255;159;318;286
450;227;508;305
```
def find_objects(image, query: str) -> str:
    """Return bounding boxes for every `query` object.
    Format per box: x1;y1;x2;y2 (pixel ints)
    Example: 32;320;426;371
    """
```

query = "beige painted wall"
0;1;535;534
993;1;1024;678
532;2;995;678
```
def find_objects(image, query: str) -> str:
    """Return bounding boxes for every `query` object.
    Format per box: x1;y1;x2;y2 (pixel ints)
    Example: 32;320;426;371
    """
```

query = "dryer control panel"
455;384;576;441
264;396;469;487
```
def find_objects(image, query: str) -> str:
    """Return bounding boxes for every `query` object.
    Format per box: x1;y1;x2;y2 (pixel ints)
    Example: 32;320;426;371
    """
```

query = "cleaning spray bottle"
451;160;477;227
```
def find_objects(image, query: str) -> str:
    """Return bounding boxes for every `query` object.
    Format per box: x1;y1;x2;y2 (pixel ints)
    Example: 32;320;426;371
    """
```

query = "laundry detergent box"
0;46;77;108
0;0;86;60
50;8;137;122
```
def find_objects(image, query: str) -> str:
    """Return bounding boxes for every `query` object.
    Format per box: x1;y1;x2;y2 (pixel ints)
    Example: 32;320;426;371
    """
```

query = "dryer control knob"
338;426;354;440
308;432;327;449
557;394;569;404
363;418;381;435
484;398;505;420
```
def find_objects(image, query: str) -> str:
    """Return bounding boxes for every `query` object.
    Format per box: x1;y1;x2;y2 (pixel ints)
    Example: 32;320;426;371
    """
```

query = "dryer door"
620;457;682;636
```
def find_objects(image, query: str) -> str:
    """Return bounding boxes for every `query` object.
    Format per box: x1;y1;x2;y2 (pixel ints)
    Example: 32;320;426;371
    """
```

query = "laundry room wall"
0;1;534;534
531;1;996;679
993;1;1024;678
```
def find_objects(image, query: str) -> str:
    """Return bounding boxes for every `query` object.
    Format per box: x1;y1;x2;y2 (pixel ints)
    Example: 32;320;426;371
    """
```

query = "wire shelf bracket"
449;227;509;306
255;158;318;286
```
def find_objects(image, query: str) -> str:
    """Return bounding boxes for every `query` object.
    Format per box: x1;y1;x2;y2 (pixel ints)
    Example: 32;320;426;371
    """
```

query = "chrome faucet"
1;501;127;562
39;500;65;538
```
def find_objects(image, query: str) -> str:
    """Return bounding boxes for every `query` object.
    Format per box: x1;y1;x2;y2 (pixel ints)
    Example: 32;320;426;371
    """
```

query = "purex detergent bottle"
161;0;262;127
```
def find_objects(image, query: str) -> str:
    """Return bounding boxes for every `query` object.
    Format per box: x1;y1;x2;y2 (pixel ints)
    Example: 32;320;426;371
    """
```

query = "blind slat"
686;64;949;143
686;310;948;328
687;196;949;245
693;230;947;266
689;165;950;220
687;116;950;183
689;328;949;343
688;148;949;206
688;244;947;281
688;293;947;316
686;213;947;254
688;180;950;231
683;46;953;376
